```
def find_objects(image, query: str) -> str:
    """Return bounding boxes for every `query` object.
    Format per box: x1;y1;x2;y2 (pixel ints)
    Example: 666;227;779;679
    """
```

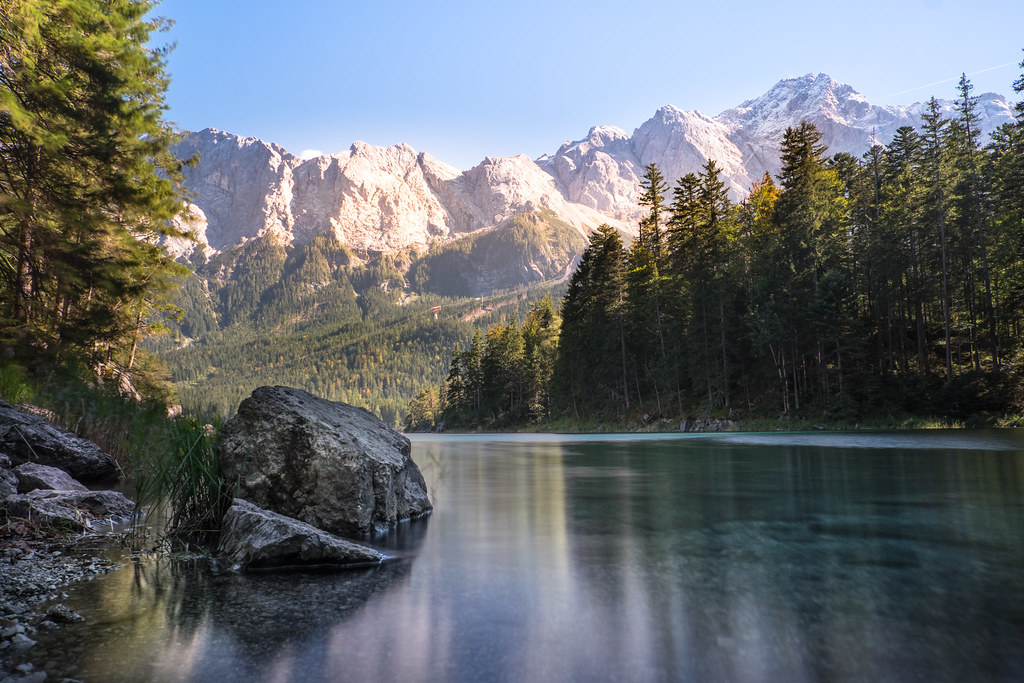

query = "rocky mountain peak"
172;74;1013;262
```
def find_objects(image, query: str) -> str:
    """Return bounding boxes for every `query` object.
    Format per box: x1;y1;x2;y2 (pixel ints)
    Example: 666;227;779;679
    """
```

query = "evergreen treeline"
411;66;1024;429
408;296;560;429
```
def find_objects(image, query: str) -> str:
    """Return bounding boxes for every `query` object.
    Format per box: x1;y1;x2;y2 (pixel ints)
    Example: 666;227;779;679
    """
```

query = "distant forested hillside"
154;211;577;424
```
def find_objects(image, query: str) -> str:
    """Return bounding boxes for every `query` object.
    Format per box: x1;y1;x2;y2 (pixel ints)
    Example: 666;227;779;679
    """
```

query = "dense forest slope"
156;211;576;423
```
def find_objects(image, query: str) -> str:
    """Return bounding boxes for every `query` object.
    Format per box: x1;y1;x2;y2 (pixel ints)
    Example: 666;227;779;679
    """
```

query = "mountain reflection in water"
31;431;1024;682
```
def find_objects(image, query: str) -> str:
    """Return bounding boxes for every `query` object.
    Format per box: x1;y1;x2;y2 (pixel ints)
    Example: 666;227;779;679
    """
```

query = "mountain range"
169;72;1013;265
159;72;1014;421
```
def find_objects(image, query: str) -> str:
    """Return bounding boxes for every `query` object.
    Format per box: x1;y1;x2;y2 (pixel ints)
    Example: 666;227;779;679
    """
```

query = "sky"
153;0;1024;170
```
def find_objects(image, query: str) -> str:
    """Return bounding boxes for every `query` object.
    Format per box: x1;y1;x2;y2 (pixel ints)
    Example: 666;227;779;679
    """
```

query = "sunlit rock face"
218;386;432;538
173;131;622;259
718;72;1012;183
541;73;1013;216
173;74;1012;258
173;129;297;251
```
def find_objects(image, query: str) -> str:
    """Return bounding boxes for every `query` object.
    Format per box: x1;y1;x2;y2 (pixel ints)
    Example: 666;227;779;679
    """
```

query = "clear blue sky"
153;0;1024;170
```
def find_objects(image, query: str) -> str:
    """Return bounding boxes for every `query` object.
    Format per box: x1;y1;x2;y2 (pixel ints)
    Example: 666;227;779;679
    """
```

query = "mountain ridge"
170;73;1013;261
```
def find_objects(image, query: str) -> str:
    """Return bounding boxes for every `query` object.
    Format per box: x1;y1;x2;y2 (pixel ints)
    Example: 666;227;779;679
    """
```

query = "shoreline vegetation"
418;412;1022;436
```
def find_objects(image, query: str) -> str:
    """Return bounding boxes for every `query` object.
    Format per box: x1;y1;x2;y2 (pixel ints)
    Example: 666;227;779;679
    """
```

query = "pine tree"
757;122;849;410
987;53;1024;356
521;296;560;420
919;98;955;383
672;159;737;410
638;162;668;261
884;126;931;375
0;0;191;379
554;224;629;417
950;74;998;369
482;317;525;422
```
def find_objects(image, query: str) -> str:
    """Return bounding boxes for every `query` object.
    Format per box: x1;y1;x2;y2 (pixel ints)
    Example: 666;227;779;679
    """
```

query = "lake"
32;431;1024;682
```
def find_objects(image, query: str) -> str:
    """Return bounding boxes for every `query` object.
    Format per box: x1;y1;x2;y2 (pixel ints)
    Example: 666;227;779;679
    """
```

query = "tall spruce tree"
988;54;1024;355
755;122;848;410
521;296;560;421
638;162;668;261
919;98;955;383
0;0;190;379
554;224;629;417
950;74;998;369
884;126;931;375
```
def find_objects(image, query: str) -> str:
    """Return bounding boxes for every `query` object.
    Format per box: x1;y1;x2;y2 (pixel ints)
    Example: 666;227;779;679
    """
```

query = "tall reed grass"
131;415;229;550
0;360;229;550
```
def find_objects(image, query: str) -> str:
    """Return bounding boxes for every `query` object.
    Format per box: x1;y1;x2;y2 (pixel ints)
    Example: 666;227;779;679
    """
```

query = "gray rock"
217;498;384;571
9;631;35;652
219;386;431;538
0;401;118;482
44;604;83;624
13;463;87;493
3;490;133;531
0;454;16;500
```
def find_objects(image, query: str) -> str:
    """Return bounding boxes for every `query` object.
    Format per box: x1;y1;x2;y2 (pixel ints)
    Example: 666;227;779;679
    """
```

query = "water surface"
34;430;1024;682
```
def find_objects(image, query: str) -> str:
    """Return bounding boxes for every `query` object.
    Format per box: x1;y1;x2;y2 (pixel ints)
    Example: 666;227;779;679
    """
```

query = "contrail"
880;61;1019;99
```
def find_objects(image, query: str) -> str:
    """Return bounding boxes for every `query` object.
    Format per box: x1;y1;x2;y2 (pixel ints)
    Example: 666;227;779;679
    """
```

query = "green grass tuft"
130;414;229;551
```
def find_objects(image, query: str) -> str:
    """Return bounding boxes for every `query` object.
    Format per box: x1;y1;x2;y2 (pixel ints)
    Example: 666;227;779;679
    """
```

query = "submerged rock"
44;604;84;624
218;498;384;571
0;400;118;482
13;463;88;493
218;386;431;538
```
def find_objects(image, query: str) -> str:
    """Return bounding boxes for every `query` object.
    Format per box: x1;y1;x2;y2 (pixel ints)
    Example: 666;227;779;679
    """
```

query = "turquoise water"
32;431;1024;682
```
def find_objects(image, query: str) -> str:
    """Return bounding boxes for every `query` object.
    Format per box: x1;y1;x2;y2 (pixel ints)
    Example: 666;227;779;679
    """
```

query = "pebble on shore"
0;520;119;682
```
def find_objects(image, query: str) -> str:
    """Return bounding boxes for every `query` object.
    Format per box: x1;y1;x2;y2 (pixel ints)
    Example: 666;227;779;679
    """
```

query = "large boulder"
13;462;88;493
218;386;431;537
217;498;385;570
0;400;119;482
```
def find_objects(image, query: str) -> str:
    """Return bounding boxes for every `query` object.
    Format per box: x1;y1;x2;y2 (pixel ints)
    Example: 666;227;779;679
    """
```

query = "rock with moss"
217;498;385;570
218;386;431;538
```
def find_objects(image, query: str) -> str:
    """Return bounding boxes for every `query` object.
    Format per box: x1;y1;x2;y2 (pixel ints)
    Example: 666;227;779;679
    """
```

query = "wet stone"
9;632;36;652
43;605;82;624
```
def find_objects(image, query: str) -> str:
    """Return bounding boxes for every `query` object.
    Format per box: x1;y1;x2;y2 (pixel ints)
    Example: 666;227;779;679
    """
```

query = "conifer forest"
410;74;1024;430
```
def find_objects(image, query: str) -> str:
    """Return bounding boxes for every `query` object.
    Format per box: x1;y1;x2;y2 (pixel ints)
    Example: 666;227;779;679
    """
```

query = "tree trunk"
939;202;953;384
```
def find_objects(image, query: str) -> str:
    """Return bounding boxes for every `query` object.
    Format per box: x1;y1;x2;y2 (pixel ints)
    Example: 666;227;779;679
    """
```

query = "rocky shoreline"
1;398;129;683
0;386;436;680
0;523;120;683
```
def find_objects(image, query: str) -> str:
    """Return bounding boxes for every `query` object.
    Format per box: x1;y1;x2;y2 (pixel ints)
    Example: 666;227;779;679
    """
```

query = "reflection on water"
33;431;1024;682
